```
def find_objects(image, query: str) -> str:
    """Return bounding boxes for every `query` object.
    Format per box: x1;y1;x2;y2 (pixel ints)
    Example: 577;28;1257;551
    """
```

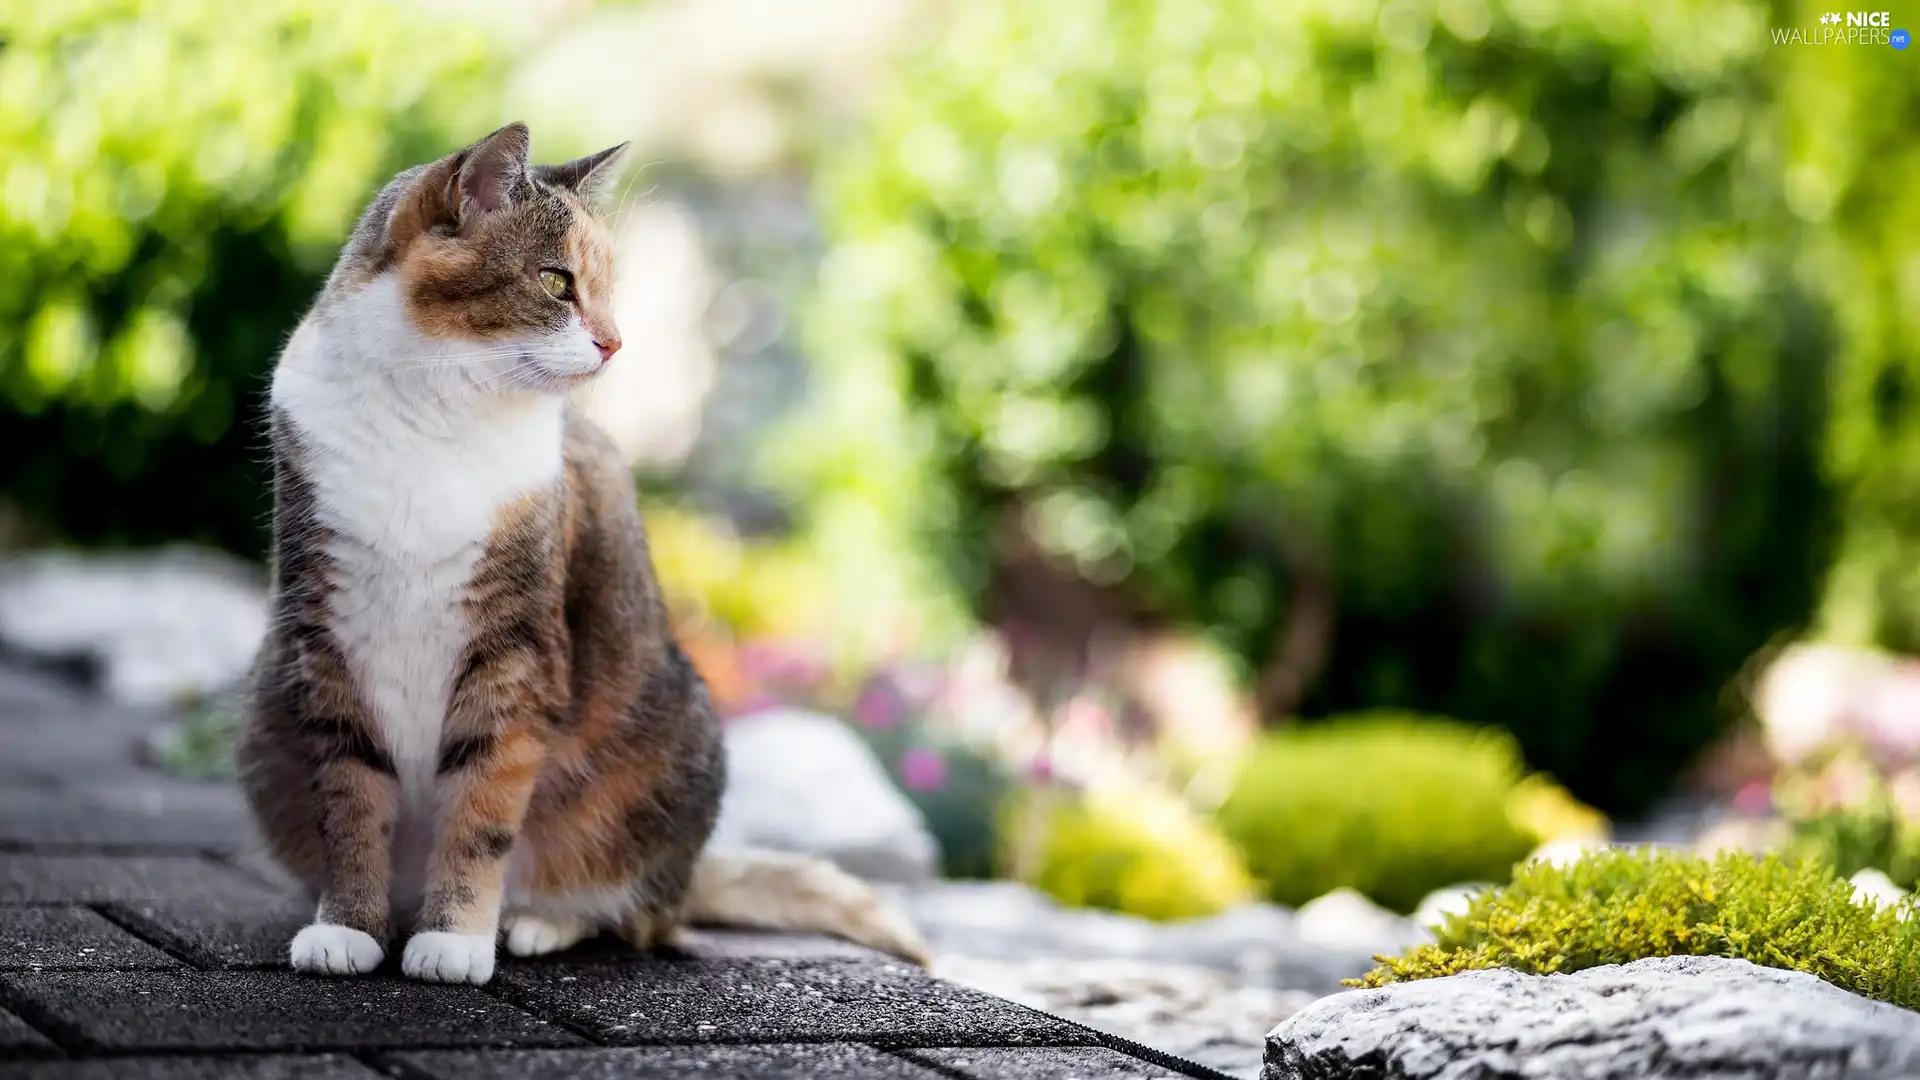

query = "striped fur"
237;124;928;986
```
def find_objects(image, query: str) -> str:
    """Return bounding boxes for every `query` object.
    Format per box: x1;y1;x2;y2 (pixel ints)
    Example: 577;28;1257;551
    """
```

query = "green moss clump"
1357;848;1920;1010
1215;713;1563;913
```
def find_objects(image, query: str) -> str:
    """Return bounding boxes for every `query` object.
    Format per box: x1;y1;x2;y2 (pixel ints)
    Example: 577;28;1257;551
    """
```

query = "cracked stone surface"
1265;955;1920;1080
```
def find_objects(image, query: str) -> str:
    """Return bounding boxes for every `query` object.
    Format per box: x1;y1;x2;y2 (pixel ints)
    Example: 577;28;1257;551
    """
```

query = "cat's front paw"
290;923;384;976
401;931;497;985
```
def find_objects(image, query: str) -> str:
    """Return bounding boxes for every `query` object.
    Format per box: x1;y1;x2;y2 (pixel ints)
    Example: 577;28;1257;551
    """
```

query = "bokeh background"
4;0;1920;924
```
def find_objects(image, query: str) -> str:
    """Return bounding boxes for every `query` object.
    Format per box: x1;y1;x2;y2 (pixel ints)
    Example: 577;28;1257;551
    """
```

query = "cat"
236;122;929;985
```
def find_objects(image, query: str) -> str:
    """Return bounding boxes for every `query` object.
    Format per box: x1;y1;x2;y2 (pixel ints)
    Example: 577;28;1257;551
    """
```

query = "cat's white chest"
270;285;565;905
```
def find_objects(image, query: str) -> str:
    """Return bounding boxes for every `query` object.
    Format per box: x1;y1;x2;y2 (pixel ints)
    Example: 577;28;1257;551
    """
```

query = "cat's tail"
681;848;933;966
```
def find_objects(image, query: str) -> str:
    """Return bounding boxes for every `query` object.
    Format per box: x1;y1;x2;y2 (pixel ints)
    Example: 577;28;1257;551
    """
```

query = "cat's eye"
538;269;574;301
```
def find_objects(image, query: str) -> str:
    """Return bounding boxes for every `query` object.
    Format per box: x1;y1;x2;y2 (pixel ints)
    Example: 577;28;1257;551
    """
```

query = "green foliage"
146;700;239;782
1357;848;1920;1011
0;0;494;554
1215;713;1569;913
1789;7;1920;651
791;0;1837;815
1774;758;1920;890
1019;781;1255;920
1786;801;1920;891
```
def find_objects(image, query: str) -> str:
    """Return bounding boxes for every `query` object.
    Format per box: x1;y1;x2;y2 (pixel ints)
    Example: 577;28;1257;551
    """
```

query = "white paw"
290;923;384;976
401;931;497;985
505;913;591;958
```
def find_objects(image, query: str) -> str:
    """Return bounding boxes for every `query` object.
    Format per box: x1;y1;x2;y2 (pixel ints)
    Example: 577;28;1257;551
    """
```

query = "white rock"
1850;868;1911;915
939;953;1310;1080
1526;837;1604;868
1410;883;1488;937
709;707;939;883
900;880;1374;993
1268;955;1920;1080
0;548;266;706
1294;888;1420;954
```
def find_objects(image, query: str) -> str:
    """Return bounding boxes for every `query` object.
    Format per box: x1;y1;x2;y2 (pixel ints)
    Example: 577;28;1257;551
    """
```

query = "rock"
1692;815;1791;858
938;953;1310;1080
0;548;266;706
900;880;1379;993
1265;954;1920;1080
708;707;939;883
1294;888;1420;954
1524;836;1604;867
1851;868;1911;915
1408;883;1487;935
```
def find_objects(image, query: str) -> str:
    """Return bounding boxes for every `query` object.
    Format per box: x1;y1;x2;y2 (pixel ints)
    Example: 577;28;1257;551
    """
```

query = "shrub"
1771;752;1920;890
1357;848;1920;1011
1018;781;1255;920
0;0;493;554
1784;13;1920;652
789;0;1836;816
1215;713;1597;913
646;503;832;643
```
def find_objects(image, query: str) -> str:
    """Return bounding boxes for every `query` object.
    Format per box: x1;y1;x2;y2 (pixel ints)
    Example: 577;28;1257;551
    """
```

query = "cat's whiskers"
418;362;540;409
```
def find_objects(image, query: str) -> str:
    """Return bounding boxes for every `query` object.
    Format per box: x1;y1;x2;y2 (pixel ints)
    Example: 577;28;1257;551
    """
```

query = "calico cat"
237;122;928;985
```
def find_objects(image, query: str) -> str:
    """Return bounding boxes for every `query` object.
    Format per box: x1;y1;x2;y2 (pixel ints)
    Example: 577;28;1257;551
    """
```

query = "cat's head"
357;122;629;393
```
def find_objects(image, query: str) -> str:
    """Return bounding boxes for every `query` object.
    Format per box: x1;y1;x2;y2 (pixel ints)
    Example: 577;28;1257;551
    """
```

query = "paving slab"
0;1004;56;1057
489;956;1094;1048
670;928;887;962
0;970;583;1053
391;1044;944;1079
0;853;272;905
0;1056;382;1079
103;889;310;970
0;782;255;854
902;1046;1197;1079
0;907;181;970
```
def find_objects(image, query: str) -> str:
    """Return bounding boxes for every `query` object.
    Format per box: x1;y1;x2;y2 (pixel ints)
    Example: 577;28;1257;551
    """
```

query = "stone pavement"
0;667;1232;1079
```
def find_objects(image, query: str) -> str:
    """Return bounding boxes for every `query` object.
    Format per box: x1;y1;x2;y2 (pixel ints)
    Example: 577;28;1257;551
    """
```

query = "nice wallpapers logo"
1772;11;1911;47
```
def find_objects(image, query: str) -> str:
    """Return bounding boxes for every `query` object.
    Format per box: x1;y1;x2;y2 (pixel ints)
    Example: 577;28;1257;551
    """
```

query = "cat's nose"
594;337;621;363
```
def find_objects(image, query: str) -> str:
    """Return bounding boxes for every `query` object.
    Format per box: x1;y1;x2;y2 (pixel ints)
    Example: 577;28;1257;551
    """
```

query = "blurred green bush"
1787;16;1920;652
1018;780;1256;920
789;0;1838;815
1215;712;1592;912
0;0;493;554
1356;848;1920;1010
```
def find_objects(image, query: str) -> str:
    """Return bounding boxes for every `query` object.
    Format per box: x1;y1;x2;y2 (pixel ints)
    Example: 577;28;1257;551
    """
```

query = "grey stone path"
0;667;1230;1078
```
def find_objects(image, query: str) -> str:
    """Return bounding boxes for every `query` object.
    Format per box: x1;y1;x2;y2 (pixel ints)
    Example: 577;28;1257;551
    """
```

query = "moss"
1356;848;1920;1010
1216;713;1595;913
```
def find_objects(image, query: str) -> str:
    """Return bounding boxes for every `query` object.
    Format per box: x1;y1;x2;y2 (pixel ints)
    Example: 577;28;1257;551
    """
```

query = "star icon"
1821;11;1839;23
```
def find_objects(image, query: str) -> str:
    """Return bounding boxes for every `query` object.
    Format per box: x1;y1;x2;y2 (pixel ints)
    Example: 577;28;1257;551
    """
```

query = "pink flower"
1856;666;1920;768
725;692;782;721
853;680;906;730
1058;696;1113;740
738;640;829;689
899;747;948;792
1732;779;1774;817
1024;752;1053;784
1891;770;1920;824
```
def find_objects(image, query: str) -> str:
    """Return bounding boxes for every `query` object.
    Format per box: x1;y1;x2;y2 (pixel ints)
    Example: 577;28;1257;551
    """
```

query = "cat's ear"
534;142;629;207
453;122;533;220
